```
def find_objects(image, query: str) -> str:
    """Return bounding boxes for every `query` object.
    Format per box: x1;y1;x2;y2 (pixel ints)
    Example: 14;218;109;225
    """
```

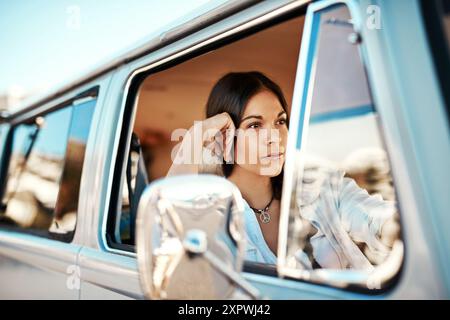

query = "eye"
277;118;287;125
247;122;261;129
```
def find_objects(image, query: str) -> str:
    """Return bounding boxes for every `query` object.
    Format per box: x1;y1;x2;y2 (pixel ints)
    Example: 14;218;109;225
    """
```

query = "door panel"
0;231;80;299
78;247;143;300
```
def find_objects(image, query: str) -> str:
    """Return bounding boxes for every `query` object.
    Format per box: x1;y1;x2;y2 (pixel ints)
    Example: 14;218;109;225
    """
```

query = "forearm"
166;127;202;177
166;162;199;177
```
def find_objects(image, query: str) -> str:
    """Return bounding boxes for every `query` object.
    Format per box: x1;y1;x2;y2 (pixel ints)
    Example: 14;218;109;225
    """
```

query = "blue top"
243;200;277;265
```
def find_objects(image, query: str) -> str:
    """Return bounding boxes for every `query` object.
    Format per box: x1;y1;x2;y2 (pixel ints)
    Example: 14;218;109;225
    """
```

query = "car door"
240;0;450;299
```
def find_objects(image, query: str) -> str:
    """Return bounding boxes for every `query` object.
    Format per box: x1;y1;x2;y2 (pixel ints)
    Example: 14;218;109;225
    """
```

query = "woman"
168;71;398;270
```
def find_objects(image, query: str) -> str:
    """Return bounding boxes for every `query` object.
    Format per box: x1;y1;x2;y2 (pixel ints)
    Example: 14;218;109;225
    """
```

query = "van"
0;0;449;299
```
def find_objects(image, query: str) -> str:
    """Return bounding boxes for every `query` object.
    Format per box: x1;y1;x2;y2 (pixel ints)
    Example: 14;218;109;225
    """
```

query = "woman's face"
233;90;288;177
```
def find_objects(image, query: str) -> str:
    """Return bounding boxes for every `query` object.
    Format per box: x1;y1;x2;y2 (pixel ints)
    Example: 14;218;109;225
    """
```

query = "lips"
262;152;285;160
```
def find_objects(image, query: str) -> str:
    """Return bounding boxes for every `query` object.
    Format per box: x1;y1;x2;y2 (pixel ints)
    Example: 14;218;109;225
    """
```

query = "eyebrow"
241;110;287;123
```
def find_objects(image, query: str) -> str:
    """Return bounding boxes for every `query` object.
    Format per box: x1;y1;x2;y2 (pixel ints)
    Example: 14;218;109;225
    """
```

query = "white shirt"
243;169;396;271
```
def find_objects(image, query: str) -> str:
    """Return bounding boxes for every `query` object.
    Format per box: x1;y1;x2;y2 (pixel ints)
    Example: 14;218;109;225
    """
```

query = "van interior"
133;16;305;181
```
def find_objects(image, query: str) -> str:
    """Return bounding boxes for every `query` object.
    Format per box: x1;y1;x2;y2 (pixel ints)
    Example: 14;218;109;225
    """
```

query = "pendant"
259;211;271;224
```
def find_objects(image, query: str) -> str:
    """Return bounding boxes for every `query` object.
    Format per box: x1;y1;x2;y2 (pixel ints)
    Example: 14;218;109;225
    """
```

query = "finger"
224;122;235;163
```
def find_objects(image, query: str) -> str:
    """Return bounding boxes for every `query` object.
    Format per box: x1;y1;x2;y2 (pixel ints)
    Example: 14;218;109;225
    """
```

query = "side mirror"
136;174;263;299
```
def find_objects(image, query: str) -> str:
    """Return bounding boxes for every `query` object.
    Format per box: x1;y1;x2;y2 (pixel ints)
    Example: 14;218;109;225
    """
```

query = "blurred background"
0;0;226;111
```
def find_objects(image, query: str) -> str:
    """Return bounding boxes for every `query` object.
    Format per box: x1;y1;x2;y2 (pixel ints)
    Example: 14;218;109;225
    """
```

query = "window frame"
0;86;99;243
277;0;405;294
102;0;310;269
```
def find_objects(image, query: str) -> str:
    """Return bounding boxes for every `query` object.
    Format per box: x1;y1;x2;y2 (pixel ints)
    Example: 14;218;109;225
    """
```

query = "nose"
266;128;281;146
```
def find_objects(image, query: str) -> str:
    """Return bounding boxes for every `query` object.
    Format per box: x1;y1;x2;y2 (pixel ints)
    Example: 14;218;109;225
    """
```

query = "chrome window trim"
8;86;99;126
100;0;311;258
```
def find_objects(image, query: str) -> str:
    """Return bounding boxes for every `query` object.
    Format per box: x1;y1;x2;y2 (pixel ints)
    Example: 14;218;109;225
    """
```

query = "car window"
281;3;403;290
0;95;96;242
107;15;305;252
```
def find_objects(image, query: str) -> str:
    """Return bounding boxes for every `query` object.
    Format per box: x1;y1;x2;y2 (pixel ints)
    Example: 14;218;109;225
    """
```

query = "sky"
0;0;222;109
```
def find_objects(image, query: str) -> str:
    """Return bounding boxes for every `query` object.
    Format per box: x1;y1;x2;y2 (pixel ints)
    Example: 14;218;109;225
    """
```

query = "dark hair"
205;71;289;200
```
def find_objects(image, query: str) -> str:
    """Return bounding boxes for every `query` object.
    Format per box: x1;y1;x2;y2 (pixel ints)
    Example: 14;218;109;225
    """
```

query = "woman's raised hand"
167;112;235;176
201;112;235;163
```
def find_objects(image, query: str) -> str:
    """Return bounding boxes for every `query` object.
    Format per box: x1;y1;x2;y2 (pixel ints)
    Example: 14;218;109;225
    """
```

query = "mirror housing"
136;174;262;299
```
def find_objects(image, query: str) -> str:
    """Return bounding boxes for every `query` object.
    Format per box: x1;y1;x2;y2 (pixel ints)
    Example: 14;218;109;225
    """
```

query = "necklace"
249;194;274;224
